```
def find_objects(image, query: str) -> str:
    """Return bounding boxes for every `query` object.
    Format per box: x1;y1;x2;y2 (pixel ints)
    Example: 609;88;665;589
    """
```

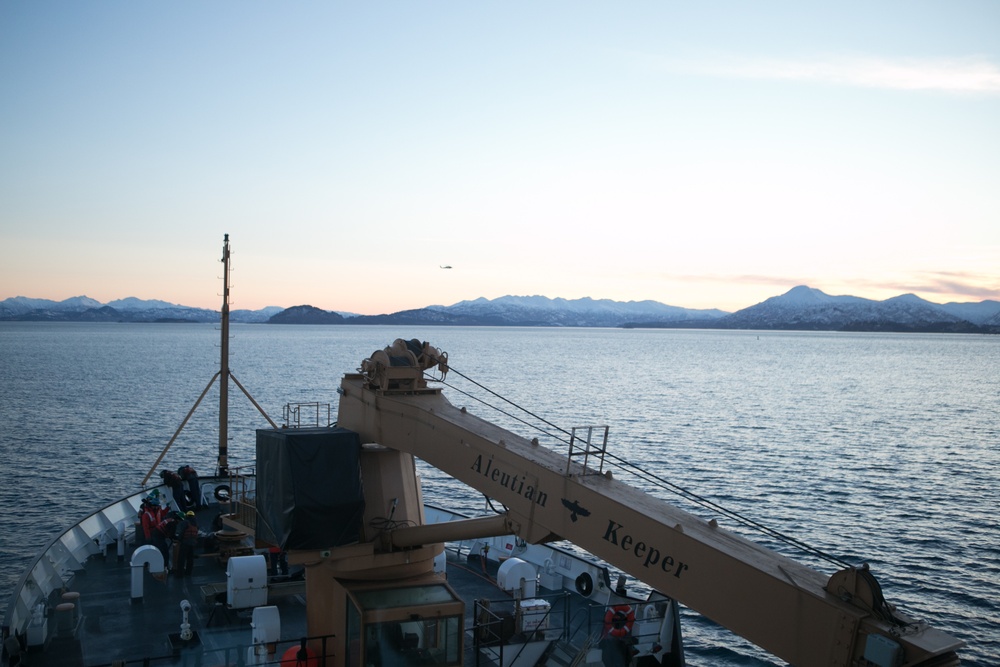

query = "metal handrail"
565;425;609;475
282;402;333;428
84;632;338;667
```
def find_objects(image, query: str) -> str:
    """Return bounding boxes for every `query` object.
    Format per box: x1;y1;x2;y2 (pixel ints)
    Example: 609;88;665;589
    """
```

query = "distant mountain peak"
778;285;834;303
885;293;929;305
787;285;823;296
764;285;867;308
268;305;345;324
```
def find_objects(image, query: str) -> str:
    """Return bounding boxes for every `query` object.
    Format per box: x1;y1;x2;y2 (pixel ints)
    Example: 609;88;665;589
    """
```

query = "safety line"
429;365;853;571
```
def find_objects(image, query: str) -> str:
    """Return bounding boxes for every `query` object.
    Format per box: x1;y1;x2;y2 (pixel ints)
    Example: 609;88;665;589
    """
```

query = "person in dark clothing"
177;465;202;509
152;514;177;571
160;469;191;511
599;637;633;667
177;511;199;576
268;545;288;576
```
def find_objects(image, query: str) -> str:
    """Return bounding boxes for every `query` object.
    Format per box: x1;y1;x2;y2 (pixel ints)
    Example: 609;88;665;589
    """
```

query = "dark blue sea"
1;322;997;665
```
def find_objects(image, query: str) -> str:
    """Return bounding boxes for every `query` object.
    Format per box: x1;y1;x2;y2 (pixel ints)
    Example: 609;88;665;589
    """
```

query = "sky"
1;2;998;315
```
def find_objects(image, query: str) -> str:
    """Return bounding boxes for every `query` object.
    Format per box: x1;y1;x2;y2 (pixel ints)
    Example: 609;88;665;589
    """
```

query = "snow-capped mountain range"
1;286;998;332
430;295;727;327
0;295;284;323
710;285;1000;332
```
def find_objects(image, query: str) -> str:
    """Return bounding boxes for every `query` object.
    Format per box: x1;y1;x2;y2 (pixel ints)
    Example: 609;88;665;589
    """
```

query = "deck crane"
249;339;962;667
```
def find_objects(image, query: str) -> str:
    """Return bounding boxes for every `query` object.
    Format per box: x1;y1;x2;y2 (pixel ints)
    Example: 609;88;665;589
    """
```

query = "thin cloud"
844;273;1000;301
897;274;1000;301
656;53;1000;94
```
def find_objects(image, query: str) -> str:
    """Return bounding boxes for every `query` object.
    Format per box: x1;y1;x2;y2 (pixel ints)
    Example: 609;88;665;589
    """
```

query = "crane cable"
427;364;854;571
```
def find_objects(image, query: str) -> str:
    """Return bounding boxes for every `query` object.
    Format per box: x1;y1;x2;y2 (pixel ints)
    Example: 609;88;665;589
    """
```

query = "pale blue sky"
2;1;998;313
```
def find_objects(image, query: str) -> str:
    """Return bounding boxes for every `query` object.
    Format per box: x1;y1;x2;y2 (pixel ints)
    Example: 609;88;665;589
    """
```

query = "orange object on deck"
280;644;318;667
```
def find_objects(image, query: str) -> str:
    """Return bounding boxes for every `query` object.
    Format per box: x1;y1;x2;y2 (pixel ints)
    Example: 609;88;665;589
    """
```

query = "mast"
218;233;231;476
142;233;276;487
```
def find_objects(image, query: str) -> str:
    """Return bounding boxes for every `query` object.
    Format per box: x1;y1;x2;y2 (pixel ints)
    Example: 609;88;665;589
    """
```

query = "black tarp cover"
256;427;364;550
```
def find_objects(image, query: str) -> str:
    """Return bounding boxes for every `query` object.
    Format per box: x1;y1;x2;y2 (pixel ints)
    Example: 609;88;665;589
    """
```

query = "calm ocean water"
1;322;997;666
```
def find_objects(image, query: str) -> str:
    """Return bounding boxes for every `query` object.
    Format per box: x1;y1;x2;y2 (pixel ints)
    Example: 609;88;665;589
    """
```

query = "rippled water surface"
1;323;998;665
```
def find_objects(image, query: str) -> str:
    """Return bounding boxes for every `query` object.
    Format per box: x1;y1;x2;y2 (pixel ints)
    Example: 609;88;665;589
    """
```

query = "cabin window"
350;582;463;666
362;616;460;666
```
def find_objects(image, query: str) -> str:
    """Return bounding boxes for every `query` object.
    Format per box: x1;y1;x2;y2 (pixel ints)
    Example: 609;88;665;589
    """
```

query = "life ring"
603;604;635;638
214;485;231;503
575;572;594;597
280;644;318;667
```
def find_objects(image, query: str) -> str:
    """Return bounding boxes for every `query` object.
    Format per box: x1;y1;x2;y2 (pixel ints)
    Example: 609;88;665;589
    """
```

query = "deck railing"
82;633;338;667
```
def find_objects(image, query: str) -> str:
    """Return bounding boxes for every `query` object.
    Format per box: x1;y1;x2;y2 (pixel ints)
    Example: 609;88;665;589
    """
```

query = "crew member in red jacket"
139;496;161;545
177;511;199;576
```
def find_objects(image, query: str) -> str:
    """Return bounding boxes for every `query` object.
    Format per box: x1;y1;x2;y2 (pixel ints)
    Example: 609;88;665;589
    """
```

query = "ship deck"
14;501;302;666
10;501;613;667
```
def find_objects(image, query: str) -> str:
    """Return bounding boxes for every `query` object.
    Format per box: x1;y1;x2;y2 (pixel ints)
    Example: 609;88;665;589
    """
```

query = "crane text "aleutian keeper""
603;520;689;578
470;454;549;507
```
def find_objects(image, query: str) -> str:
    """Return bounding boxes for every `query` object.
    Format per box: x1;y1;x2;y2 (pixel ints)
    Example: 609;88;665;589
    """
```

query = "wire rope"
427;364;854;571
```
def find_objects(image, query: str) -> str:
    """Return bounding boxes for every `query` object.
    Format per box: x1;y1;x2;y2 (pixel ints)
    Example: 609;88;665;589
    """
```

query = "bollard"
55;602;76;638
